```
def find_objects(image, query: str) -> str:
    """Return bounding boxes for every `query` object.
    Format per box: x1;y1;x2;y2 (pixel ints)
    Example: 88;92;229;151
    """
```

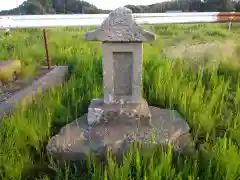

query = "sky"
0;0;162;11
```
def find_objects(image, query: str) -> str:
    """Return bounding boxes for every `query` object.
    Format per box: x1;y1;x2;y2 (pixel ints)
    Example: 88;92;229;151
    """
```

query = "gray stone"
173;132;194;153
87;98;152;125
46;107;190;162
102;43;143;104
84;7;155;42
113;52;133;95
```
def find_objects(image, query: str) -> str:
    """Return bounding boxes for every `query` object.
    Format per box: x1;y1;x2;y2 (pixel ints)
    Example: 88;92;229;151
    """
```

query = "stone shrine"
46;7;192;163
86;7;155;126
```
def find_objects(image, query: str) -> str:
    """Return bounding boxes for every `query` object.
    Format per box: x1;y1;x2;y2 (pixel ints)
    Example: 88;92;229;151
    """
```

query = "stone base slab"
87;98;152;125
46;106;191;163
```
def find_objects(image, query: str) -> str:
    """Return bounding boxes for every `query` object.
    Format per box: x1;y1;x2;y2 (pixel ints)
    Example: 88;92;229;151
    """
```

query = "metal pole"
228;21;232;32
43;29;51;70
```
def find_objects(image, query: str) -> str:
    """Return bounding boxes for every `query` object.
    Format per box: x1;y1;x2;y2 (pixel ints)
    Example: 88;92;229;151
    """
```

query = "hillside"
0;0;240;15
0;0;110;15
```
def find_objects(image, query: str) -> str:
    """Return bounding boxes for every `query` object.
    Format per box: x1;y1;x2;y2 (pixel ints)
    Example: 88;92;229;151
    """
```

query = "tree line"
0;0;240;15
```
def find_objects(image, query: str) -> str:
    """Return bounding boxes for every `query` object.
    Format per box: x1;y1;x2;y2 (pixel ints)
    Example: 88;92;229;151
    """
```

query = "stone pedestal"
46;106;191;163
87;98;152;125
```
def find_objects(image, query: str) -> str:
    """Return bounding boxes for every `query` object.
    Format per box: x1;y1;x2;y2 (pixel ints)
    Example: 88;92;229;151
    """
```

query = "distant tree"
22;1;45;14
0;0;239;16
220;0;235;11
235;1;240;11
189;0;202;11
204;0;235;11
41;0;55;13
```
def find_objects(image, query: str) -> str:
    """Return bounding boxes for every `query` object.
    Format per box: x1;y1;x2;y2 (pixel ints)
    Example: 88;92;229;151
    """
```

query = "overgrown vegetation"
1;23;240;179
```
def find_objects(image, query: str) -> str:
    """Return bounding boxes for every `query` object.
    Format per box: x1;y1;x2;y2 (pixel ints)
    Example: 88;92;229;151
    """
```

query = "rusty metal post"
43;29;51;70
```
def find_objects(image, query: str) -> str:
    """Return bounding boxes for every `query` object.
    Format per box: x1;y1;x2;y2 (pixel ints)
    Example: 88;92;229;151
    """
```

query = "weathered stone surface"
88;99;104;125
84;7;155;42
0;60;21;82
173;132;194;153
113;52;133;95
87;98;152;125
46;107;190;162
0;66;68;119
102;42;143;104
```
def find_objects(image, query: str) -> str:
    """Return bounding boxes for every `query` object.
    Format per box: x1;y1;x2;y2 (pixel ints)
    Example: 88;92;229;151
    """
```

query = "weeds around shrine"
1;23;240;179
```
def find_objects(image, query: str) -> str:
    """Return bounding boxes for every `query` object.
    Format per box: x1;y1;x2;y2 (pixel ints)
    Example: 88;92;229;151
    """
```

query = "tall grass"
0;24;240;179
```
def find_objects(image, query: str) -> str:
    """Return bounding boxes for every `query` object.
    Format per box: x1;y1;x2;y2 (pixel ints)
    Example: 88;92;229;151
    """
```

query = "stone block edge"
0;65;69;119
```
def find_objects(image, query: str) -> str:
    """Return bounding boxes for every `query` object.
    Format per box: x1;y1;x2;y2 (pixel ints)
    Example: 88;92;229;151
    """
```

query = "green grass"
1;23;240;179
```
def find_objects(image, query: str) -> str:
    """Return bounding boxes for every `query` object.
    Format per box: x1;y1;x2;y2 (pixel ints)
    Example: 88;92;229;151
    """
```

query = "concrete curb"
0;65;68;119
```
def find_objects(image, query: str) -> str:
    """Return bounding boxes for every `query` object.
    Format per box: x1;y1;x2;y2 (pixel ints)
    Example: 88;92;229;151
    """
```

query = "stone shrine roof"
84;7;155;42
